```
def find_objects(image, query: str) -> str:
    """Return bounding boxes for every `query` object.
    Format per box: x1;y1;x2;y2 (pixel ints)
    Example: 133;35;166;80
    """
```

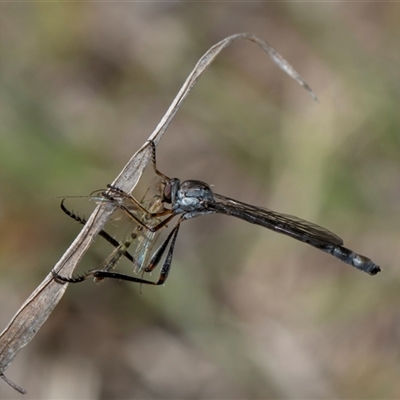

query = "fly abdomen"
322;245;381;275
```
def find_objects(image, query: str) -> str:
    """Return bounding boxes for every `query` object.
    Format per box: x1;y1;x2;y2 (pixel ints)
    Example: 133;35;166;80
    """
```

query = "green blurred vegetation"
1;3;399;399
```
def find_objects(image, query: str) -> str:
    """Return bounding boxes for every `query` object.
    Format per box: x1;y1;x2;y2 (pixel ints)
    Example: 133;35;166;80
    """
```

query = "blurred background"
1;3;399;399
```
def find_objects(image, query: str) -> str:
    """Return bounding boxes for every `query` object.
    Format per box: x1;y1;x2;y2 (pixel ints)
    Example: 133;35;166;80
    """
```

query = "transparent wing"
212;193;343;246
93;185;166;274
131;226;160;274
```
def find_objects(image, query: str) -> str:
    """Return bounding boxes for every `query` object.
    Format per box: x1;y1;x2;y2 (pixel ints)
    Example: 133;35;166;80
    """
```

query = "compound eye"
163;182;172;203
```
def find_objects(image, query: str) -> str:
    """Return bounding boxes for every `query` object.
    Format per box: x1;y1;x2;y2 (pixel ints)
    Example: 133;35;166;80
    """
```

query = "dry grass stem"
0;33;316;393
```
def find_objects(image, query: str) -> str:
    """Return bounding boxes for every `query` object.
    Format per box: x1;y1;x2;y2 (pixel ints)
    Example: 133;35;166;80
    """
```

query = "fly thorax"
173;180;214;213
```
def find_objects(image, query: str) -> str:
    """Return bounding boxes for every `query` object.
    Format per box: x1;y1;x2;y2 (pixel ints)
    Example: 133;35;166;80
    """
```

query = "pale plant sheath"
0;33;317;393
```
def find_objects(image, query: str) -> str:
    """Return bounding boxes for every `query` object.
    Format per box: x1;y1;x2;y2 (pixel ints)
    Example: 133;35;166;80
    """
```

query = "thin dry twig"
0;33;317;393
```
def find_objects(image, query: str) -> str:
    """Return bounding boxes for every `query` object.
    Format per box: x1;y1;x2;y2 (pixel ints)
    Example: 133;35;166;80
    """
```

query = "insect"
59;184;165;278
53;141;381;287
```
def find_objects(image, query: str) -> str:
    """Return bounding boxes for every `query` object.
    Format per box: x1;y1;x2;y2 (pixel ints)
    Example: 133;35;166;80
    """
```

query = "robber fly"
53;140;381;287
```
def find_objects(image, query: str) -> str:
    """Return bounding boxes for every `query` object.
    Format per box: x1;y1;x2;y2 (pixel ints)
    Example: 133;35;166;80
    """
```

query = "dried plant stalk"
0;33;316;394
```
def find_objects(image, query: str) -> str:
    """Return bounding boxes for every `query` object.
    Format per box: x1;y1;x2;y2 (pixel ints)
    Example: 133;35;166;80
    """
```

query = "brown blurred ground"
0;3;399;399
